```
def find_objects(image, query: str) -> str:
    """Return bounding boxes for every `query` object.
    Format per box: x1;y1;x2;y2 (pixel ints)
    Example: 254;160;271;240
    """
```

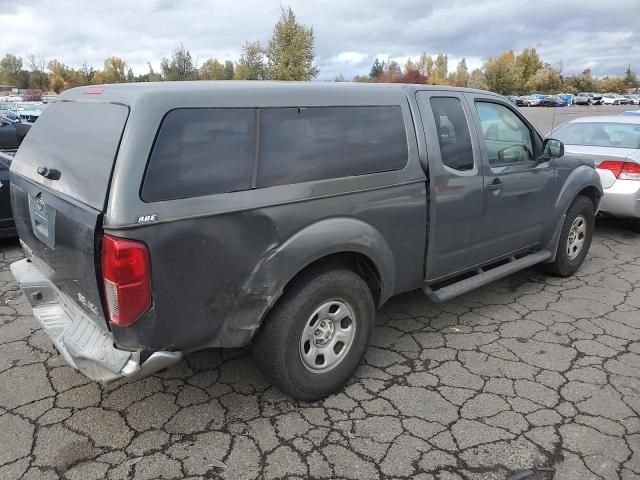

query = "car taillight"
599;161;640;181
620;162;640;180
101;234;152;327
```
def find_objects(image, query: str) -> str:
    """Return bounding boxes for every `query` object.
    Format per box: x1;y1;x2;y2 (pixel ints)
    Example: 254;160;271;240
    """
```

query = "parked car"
0;116;32;238
575;92;603;105
9;82;602;400
506;95;520;105
0;114;31;155
602;94;627;105
540;95;568;107
550;115;640;232
624;94;640;105
519;95;541;106
0;153;15;237
7;101;45;122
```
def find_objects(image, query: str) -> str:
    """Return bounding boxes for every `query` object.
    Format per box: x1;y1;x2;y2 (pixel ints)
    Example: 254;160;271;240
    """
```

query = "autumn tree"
525;66;562;93
26;54;49;90
265;7;318;80
160;44;198;81
416;52;434;79
94;57;128;84
483;50;521;94
467;68;487;90
564;68;596;93
0;54;23;86
235;41;267;80
47;59;82;92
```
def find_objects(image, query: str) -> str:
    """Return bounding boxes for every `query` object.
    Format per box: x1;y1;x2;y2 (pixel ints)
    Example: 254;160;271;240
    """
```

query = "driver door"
466;95;557;261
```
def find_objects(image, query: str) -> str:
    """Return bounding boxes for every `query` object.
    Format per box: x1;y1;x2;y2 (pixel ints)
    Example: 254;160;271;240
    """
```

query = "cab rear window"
142;106;408;202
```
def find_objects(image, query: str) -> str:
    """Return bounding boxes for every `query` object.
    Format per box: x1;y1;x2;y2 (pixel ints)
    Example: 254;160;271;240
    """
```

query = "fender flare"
544;165;602;256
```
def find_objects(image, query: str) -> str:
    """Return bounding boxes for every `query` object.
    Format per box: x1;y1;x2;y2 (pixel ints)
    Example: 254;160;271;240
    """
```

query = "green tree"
467;68;487;90
454;58;469;87
160;44;198;81
201;58;226;80
516;47;542;90
127;67;135;83
79;61;95;84
483;50;521;94
223;60;235;80
369;58;384;80
265;7;319;80
235;41;267;80
0;54;23;86
623;65;638;90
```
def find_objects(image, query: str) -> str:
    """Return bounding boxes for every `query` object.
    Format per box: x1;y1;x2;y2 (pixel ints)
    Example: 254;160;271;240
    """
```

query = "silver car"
550;116;640;231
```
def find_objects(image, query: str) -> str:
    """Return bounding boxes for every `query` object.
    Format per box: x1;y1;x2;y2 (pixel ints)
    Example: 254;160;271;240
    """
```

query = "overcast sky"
0;0;638;80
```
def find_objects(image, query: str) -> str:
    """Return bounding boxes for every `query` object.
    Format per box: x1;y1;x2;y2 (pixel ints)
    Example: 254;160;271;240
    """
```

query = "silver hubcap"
567;215;587;260
299;300;356;373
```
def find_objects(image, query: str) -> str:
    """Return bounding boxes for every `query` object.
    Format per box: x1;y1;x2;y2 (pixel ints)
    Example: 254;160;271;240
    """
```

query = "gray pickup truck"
9;82;602;400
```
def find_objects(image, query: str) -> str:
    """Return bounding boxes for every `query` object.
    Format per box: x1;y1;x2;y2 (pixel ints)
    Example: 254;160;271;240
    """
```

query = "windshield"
553;122;640;149
17;102;43;112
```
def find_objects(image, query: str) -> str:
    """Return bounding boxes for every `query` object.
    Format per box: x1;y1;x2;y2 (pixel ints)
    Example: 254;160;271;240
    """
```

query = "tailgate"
9;101;129;326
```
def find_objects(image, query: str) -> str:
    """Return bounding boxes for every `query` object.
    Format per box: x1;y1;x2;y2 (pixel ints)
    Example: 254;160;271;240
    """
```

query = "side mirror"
541;138;564;159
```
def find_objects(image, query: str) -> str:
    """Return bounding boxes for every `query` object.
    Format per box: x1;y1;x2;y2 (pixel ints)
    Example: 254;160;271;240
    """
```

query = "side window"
142;109;256;202
475;102;534;167
429;97;474;171
257;106;407;188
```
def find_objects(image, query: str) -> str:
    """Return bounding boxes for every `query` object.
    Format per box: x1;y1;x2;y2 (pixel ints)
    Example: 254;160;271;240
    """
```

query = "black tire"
545;195;595;277
253;266;375;401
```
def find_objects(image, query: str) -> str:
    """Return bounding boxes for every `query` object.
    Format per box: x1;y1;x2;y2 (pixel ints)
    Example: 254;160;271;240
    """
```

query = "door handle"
486;179;504;191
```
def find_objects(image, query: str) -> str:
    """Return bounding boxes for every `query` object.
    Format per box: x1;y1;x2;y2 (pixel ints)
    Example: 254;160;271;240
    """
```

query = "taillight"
620;162;640;180
598;161;640;181
101;234;152;327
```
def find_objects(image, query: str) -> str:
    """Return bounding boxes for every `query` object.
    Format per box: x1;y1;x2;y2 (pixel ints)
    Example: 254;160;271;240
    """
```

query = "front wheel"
545;195;595;277
253;266;375;401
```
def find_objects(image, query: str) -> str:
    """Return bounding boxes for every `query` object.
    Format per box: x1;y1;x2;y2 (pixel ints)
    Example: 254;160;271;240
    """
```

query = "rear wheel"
546;195;595;277
253;266;375;401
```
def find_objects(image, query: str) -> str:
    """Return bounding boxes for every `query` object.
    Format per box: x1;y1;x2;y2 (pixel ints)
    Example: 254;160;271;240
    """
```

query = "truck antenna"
550;105;558;136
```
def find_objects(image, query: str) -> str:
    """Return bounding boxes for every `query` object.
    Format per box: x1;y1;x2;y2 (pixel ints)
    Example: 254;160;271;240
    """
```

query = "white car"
624;95;640;105
601;94;619;105
550;116;640;231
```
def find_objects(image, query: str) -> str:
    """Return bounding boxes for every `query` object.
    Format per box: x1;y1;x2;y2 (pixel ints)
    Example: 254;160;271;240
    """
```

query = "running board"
423;250;552;303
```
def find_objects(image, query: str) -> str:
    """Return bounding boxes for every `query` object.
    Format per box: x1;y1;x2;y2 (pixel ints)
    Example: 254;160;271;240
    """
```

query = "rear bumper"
10;258;182;382
599;179;640;219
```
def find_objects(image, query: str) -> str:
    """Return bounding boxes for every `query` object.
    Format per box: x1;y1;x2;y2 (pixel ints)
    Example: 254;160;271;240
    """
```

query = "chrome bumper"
10;258;181;383
599;179;640;219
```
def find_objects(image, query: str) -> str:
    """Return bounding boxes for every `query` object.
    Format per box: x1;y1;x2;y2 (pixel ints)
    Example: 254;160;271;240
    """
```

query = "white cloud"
0;0;637;80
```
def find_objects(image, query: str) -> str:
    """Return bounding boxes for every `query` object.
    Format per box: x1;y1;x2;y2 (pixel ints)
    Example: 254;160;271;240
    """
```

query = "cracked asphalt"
0;218;639;480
